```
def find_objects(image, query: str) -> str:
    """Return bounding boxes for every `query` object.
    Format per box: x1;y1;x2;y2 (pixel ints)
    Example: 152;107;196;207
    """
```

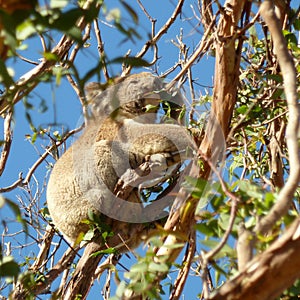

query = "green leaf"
218;213;241;233
264;74;283;83
91;247;116;256
43;52;59;61
120;1;138;24
0;256;20;277
81;60;105;83
0;60;14;88
16;20;37;40
106;8;121;23
130;262;148;273
195;222;217;237
110;56;150;67
183;176;207;196
50;0;68;9
271;87;284;100
238;180;263;200
293;18;300;31
282;30;298;47
200;239;236;258
52;66;64;85
148;262;169;273
244;216;256;228
65;26;82;42
38;99;48;113
236;104;248;115
4;198;28;234
51;9;82;31
114;22;142;41
115;280;127;298
264;192;275;208
83;230;94;242
130;281;149;293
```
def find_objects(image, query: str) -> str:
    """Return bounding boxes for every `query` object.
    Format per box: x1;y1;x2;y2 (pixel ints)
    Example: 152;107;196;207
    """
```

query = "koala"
46;73;194;251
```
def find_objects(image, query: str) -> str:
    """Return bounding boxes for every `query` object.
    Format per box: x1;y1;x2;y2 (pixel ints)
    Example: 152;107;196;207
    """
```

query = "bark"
157;0;247;262
254;0;300;235
63;240;103;299
209;217;300;300
209;1;300;298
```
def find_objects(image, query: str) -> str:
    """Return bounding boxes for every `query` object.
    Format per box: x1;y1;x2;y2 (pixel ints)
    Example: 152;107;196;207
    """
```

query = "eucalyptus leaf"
0;256;20;277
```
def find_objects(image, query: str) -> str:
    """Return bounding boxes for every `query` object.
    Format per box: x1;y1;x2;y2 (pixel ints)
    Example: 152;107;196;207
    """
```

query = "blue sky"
0;1;216;298
1;0;297;298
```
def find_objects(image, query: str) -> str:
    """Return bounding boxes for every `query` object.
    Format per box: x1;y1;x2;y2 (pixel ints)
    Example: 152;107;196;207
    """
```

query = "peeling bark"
157;0;247;266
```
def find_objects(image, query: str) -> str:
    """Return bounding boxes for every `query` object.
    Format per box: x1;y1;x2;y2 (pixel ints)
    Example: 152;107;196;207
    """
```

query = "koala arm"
120;119;194;160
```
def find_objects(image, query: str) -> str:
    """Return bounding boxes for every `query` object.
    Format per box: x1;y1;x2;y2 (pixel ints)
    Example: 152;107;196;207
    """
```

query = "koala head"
85;73;184;122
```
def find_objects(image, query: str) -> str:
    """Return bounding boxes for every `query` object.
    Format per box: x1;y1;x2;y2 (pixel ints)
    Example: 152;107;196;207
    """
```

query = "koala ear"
84;82;117;118
84;82;106;100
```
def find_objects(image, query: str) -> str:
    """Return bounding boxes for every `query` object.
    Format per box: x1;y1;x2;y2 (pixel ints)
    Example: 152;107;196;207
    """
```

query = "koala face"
85;73;164;119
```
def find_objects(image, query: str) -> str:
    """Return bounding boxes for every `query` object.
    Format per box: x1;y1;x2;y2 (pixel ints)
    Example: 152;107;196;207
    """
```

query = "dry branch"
209;1;300;298
170;230;196;300
0;124;84;193
121;0;185;77
11;245;79;299
0;0;99;115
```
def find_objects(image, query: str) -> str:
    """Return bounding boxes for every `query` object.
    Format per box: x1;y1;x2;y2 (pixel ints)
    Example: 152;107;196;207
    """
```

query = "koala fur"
46;73;193;250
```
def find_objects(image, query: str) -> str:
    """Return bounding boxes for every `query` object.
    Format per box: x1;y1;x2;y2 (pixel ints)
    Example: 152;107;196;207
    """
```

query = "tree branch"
62;238;104;299
209;217;300;300
254;0;300;236
11;245;79;299
0;0;99;115
0;111;13;176
122;0;185;76
155;0;247;264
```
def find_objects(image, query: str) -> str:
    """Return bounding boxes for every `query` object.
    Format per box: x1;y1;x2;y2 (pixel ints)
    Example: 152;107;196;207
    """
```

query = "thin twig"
39;33;47;52
201;0;214;30
199;150;239;262
69;23;92;63
0;173;23;193
0;124;84;193
170;230;196;300
14;53;39;65
29;225;56;271
137;0;157;23
93;19;110;81
66;74;85;104
11;245;79;299
0;0;99;115
121;0;185;76
23;124;84;185
252;109;288;127
166;15;216;90
210;217;300;300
